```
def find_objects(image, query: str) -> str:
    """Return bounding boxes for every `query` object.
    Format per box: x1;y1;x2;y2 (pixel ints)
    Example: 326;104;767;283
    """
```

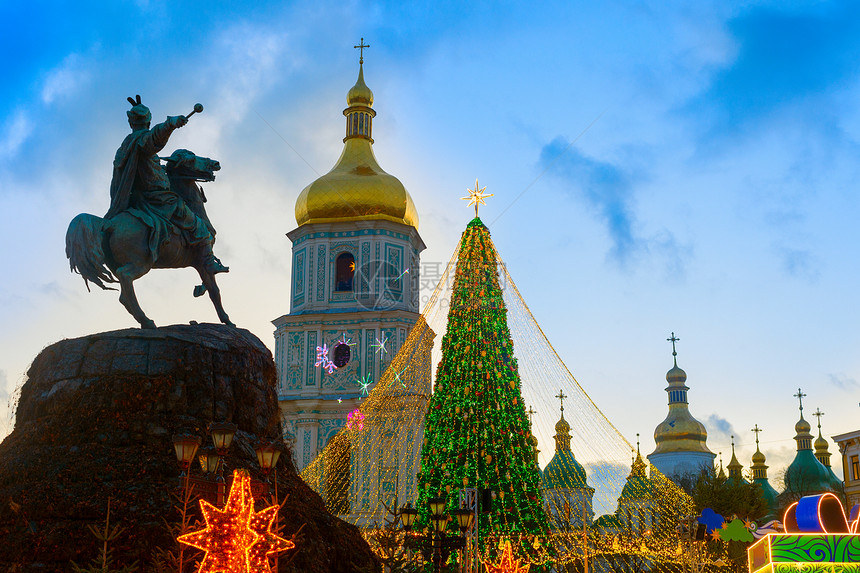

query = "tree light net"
301;223;728;570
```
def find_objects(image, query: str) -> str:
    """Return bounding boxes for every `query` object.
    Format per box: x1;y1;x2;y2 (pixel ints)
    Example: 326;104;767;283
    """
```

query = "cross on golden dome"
461;179;494;218
813;407;825;428
794;387;807;415
667;331;680;365
354;37;370;64
751;424;762;445
554;389;567;414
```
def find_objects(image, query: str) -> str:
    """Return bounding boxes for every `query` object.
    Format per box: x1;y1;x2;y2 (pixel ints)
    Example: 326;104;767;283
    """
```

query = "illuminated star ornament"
178;469;294;573
483;539;530;573
461;179;494;218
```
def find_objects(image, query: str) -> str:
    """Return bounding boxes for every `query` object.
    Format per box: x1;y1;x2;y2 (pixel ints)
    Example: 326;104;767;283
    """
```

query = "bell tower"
273;50;425;472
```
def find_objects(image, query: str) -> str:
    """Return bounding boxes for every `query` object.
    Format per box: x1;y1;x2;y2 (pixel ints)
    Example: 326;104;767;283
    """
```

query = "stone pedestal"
0;324;376;572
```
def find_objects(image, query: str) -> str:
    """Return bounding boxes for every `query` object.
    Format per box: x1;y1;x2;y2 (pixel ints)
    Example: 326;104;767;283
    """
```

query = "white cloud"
41;53;91;105
0;111;32;159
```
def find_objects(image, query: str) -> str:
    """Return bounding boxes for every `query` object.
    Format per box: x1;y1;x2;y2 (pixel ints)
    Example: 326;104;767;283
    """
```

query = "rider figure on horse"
106;96;228;275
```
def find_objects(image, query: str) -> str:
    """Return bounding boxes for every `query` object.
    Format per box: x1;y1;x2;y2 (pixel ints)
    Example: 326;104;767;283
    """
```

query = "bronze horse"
66;149;233;329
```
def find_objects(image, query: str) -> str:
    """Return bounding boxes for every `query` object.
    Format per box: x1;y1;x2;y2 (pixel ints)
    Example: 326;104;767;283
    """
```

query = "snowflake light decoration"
393;368;408;389
392;268;409;282
314;344;336;374
370;336;389;355
356;374;372;396
337;333;357;347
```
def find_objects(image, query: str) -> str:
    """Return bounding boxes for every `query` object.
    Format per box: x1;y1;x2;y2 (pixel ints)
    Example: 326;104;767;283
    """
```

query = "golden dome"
294;63;419;229
652;410;712;454
795;417;811;435
751;447;766;465
347;63;373;106
294;139;419;227
555;416;571;434
666;364;687;384
814;434;829;454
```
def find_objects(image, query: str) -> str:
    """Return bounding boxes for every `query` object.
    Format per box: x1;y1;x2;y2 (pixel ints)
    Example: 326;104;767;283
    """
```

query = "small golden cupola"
294;51;419;229
726;436;745;482
812;408;831;466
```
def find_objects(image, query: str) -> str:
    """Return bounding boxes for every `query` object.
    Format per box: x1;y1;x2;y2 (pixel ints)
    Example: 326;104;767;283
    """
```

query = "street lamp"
452;507;475;534
429;496;447;519
208;421;237;455
255;441;284;478
172;434;202;476
198;446;219;474
400;503;419;531
401;496;468;573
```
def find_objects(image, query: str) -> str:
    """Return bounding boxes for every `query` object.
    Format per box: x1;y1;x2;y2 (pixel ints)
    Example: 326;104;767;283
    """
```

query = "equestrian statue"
66;95;233;329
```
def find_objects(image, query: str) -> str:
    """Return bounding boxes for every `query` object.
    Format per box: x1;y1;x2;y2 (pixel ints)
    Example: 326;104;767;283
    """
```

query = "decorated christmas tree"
416;192;548;561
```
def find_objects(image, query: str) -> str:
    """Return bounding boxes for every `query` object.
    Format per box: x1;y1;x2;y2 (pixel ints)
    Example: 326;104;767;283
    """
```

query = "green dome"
620;455;653;501
784;450;840;496
826;466;843;493
594;514;622;529
753;478;780;521
543;450;592;490
620;474;654;501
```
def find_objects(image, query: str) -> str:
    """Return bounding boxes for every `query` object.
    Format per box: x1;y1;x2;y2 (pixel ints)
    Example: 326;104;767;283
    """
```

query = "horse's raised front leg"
197;268;234;327
115;263;157;329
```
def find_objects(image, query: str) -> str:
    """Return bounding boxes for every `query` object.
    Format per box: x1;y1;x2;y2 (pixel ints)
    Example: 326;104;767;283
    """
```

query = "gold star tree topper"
461;179;494;218
178;469;294;573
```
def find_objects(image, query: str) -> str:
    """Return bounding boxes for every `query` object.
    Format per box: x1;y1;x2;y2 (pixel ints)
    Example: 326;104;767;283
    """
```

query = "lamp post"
255;440;285;573
172;425;281;509
255;441;284;493
400;496;473;573
172;433;202;513
208;421;237;477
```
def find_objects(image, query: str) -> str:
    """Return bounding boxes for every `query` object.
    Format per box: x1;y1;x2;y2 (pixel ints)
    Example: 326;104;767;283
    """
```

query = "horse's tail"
66;213;118;291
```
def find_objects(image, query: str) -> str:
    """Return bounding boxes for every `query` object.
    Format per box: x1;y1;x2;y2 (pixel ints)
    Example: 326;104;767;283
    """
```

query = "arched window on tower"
335;252;355;292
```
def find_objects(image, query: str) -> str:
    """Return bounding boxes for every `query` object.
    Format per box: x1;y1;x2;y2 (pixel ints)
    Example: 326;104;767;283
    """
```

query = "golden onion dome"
652;411;712;454
751;448;766;465
795;417;811;435
555;416;571;434
347;64;373;106
814;434;829;454
666;364;687;384
294;63;418;229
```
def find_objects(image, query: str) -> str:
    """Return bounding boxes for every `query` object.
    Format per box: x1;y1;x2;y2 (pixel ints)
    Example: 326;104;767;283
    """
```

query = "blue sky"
2;0;859;481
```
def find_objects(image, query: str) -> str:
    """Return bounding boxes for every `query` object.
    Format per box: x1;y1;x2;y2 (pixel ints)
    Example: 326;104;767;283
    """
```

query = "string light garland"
178;469;294;573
